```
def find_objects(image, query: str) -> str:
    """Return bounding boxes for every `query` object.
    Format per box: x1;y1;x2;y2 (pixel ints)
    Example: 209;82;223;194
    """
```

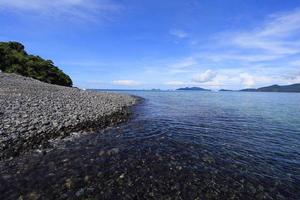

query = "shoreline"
0;72;140;160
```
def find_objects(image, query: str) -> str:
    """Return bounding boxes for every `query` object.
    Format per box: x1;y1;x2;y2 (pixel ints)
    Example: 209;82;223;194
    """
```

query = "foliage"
0;42;73;86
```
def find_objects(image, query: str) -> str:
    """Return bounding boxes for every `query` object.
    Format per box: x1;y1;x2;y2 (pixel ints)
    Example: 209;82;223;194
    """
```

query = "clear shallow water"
1;91;300;199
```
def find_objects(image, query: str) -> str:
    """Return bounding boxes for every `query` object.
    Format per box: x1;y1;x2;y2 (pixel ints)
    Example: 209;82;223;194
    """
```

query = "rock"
98;150;105;156
107;148;120;155
64;178;73;189
75;188;85;197
119;173;125;179
27;192;40;200
84;175;90;182
202;154;215;164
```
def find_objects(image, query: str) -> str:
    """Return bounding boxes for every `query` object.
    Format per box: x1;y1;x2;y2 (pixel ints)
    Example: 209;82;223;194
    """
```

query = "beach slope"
0;72;138;159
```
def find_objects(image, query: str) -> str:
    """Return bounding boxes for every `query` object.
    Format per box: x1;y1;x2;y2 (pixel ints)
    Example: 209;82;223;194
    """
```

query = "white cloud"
169;56;197;69
233;36;299;55
170;29;189;38
199;9;300;65
203;53;284;63
168;68;192;75
162;9;300;89
239;73;255;87
112;80;140;86
290;60;300;66
164;8;300;89
0;0;122;21
0;0;83;9
164;81;186;86
290;75;300;84
193;70;217;83
259;9;300;38
280;71;300;84
238;73;275;88
229;9;300;57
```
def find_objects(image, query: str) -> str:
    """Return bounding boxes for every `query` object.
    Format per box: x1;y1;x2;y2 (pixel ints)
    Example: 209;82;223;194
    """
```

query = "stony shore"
0;72;138;159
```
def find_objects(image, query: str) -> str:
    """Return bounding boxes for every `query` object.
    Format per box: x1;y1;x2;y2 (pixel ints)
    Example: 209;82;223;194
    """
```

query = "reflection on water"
1;91;300;199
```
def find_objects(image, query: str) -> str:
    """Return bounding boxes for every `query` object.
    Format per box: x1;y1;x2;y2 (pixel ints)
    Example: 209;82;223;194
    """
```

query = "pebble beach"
0;72;138;159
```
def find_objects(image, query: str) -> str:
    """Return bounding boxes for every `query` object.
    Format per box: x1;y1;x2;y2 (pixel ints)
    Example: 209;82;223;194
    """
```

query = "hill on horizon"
177;87;211;91
240;83;300;93
0;41;72;86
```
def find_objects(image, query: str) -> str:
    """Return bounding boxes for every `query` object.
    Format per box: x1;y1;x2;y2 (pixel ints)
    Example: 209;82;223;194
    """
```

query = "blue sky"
1;0;300;90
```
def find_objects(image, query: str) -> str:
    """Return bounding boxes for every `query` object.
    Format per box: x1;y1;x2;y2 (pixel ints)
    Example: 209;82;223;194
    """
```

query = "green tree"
0;41;73;86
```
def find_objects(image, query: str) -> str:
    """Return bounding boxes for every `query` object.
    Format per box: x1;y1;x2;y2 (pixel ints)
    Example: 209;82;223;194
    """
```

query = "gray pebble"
0;72;138;159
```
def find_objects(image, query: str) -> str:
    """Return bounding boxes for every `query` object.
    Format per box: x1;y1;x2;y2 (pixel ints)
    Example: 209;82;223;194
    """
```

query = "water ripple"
1;91;300;199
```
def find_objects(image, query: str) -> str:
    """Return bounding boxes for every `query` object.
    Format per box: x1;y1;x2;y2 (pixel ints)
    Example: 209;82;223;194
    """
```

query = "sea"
1;91;300;199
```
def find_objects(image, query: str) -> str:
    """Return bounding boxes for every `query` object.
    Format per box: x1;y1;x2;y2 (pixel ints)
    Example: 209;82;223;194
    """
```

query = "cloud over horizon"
112;80;140;86
159;8;300;89
192;70;217;83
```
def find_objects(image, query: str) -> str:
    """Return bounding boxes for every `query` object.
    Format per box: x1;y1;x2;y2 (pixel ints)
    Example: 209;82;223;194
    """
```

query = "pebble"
107;148;120;155
0;72;138;159
64;178;73;189
75;188;85;197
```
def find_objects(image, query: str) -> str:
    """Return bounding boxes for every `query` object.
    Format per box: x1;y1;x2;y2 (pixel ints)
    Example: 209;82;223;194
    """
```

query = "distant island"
177;87;211;91
240;84;300;93
178;83;300;93
219;89;234;92
151;88;162;91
